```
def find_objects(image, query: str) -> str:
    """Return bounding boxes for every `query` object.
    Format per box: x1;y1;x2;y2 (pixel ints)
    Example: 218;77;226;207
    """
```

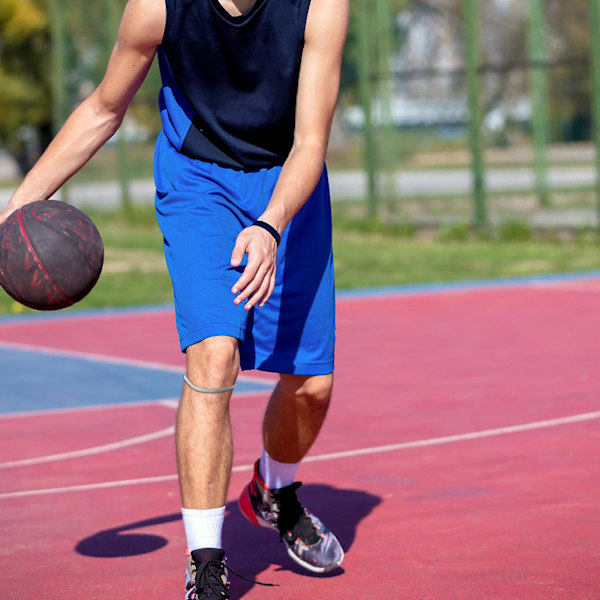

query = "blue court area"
0;346;272;415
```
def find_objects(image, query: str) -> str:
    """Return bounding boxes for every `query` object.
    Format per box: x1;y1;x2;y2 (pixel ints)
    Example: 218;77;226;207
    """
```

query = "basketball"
0;200;104;311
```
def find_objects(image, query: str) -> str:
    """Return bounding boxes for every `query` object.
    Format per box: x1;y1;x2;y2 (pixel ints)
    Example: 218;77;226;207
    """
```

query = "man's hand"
0;208;14;228
0;197;32;227
230;224;278;310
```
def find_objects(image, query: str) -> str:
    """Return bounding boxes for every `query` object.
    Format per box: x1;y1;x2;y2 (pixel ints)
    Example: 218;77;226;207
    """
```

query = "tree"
0;0;51;172
0;0;163;174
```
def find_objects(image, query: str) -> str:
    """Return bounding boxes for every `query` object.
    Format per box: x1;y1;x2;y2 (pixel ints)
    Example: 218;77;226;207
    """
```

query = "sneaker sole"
285;545;345;574
238;484;345;574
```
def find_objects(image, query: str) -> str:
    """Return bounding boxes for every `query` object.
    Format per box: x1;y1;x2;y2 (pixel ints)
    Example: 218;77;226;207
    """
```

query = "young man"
0;0;349;597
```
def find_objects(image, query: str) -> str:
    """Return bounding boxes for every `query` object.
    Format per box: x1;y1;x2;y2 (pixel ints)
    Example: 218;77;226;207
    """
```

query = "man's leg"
262;373;333;465
177;336;239;599
239;372;344;573
177;336;239;510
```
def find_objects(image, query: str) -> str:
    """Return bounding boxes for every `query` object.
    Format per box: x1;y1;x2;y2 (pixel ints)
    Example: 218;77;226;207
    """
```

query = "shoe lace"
196;560;230;598
271;482;320;545
196;559;278;596
227;564;278;588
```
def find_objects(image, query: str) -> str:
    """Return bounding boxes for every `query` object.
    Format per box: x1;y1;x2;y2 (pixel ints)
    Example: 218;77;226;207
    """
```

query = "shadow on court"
76;513;177;558
75;484;381;594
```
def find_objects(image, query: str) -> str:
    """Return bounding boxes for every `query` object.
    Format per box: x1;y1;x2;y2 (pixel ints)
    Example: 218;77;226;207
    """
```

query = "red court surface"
1;275;600;599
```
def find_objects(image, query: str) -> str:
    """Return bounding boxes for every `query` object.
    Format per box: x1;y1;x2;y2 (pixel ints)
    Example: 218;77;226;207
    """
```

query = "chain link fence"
333;0;600;230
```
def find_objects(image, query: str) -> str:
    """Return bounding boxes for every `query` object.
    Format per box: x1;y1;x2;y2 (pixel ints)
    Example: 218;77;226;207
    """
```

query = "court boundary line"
0;426;175;469
1;270;600;325
0;339;187;372
2;409;598;500
0;388;270;420
0;398;182;420
335;270;600;301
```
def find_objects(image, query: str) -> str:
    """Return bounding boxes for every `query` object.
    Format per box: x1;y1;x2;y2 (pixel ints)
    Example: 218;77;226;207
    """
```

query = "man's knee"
283;373;334;412
185;336;240;389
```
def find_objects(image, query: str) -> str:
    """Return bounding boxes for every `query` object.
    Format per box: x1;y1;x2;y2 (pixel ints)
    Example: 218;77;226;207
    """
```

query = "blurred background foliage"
0;0;161;173
0;0;50;169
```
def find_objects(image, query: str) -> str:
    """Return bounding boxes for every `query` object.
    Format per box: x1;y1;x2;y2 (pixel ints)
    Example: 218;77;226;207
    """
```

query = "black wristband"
252;220;281;247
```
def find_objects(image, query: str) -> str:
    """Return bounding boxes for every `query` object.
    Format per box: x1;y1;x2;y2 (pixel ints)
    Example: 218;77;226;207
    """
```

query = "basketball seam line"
17;209;74;307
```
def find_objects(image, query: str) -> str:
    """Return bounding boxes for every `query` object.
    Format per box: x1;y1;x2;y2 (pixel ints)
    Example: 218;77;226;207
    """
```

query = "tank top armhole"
162;0;175;49
298;0;312;42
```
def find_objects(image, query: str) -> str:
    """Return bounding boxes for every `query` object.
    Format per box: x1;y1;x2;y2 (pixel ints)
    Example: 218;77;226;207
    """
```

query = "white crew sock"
181;506;225;552
259;447;301;490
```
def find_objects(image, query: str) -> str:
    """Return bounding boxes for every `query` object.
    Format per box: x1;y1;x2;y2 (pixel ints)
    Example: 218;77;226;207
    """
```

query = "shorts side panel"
240;168;336;375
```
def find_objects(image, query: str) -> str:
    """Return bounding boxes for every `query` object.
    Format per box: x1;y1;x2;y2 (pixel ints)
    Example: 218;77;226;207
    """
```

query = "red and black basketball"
0;200;104;311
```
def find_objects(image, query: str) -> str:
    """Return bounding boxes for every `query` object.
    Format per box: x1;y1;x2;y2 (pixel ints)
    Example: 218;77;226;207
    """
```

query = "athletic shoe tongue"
191;548;225;564
273;483;320;545
290;513;320;545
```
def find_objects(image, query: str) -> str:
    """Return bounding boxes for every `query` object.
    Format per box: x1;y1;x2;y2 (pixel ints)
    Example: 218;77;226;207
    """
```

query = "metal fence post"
357;0;379;218
463;0;487;229
48;0;70;203
107;0;132;214
528;0;550;207
376;0;397;208
589;0;600;224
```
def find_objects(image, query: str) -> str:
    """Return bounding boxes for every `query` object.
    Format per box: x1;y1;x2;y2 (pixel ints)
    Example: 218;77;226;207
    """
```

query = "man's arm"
230;0;349;310
0;0;165;224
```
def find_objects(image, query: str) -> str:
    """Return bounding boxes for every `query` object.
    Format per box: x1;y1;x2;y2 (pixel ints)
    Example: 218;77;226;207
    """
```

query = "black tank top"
158;0;312;170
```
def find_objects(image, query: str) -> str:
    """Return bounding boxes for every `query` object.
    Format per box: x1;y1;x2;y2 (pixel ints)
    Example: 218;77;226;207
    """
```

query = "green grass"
2;207;600;316
333;231;600;288
331;215;600;289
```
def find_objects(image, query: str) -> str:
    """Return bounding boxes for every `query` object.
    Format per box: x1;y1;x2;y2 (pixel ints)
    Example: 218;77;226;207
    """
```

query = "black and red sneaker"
239;460;344;573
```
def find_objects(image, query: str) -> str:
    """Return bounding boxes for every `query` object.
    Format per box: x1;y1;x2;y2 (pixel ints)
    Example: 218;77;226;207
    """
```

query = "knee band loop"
184;374;236;394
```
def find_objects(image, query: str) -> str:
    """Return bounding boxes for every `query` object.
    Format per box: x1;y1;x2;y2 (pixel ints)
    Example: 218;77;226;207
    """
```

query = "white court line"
0;398;180;420
0;339;184;372
0;427;175;470
0;386;271;421
0;396;269;467
158;399;178;409
1;409;599;500
302;410;600;463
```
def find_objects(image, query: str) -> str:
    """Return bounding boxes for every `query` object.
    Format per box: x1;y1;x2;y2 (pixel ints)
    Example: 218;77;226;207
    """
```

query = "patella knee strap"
184;374;236;394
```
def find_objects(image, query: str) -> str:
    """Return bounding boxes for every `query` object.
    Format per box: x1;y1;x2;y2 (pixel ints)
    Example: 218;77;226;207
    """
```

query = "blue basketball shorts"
153;132;335;375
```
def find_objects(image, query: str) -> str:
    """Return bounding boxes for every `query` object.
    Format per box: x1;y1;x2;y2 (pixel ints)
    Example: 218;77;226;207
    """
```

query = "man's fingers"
0;205;18;226
233;263;268;306
250;269;271;306
230;242;247;268
231;228;257;268
232;258;259;296
0;199;37;227
244;266;275;310
230;225;278;307
258;272;276;308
